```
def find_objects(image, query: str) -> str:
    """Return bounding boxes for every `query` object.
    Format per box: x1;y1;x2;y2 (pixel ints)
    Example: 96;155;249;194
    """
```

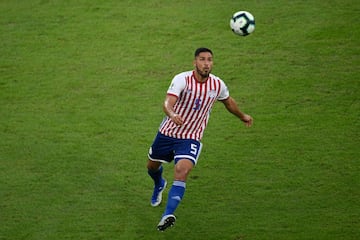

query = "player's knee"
174;159;193;181
147;160;161;171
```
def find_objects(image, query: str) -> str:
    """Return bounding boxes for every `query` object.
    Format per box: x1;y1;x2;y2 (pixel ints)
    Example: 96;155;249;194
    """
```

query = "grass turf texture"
1;0;359;239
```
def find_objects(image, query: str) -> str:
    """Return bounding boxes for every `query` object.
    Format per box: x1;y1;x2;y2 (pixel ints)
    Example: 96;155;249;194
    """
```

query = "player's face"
194;52;213;79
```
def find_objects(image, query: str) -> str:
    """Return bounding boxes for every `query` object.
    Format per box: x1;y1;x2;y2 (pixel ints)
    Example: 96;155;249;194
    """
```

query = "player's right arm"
163;73;187;126
163;94;184;126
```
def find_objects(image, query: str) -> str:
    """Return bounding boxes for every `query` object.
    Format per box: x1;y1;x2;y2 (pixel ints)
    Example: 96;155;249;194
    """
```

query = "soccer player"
147;47;253;231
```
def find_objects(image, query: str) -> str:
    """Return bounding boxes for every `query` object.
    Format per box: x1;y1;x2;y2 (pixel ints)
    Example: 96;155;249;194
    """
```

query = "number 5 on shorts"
190;144;198;155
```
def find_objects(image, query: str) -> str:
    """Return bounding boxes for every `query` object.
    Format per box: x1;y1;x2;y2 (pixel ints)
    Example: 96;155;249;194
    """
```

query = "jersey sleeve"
166;73;186;97
217;79;230;100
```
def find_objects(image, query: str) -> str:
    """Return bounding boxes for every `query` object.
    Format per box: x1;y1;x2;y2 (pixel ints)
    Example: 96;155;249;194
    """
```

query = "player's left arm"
221;97;253;127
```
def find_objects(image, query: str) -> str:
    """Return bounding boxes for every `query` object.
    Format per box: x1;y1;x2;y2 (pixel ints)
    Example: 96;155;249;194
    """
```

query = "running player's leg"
164;158;193;215
147;160;163;185
158;139;202;231
147;132;173;207
157;158;193;231
147;160;167;207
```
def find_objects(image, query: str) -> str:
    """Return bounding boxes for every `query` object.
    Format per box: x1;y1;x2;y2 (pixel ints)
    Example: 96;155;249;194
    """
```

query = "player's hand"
170;114;184;126
241;114;253;127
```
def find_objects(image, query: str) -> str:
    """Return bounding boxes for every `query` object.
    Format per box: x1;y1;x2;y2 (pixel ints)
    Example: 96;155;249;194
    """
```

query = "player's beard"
196;66;211;79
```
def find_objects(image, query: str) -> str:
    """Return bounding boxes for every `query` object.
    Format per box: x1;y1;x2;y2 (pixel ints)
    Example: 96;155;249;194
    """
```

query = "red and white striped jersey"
159;70;229;141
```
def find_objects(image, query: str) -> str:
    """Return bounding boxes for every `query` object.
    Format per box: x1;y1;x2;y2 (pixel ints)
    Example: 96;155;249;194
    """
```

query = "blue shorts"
148;132;203;165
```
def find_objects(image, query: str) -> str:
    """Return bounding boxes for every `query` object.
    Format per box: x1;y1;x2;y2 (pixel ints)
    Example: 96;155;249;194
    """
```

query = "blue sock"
148;166;163;186
164;180;186;216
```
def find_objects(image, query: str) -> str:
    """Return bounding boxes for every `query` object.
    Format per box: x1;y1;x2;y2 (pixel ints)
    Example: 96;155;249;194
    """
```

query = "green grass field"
1;0;359;239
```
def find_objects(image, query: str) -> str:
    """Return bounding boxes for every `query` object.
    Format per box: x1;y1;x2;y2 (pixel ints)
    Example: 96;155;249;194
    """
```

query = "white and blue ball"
230;11;255;36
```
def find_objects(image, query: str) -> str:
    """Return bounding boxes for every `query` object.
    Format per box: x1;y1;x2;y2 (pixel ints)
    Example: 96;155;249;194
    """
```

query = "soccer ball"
230;11;255;36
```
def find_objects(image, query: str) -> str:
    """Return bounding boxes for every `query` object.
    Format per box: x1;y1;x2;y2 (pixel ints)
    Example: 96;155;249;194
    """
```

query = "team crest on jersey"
208;90;217;98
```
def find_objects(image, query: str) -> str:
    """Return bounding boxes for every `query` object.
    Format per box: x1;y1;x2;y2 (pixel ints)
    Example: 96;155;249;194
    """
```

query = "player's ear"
193;59;196;67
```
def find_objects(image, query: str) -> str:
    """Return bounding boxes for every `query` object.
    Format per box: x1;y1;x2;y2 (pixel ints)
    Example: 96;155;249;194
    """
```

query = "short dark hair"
194;47;213;57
